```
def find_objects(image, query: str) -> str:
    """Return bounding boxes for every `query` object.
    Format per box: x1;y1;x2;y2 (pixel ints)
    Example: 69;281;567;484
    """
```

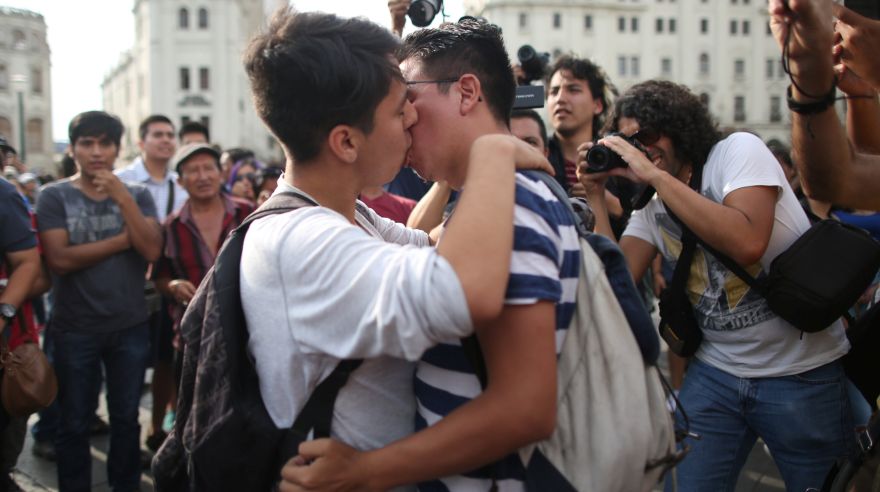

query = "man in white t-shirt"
581;79;853;491
239;9;549;488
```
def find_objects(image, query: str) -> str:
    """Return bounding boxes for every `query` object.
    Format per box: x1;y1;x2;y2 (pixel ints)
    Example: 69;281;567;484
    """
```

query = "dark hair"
511;109;548;148
59;154;77;178
244;9;401;162
546;55;615;138
139;114;174;141
765;139;793;167
399;18;515;126
602;80;720;168
179;121;210;142
68;111;124;147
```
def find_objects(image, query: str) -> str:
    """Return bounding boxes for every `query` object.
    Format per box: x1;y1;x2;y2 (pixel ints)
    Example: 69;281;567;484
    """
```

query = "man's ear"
593;98;604;115
457;74;483;116
327;124;362;164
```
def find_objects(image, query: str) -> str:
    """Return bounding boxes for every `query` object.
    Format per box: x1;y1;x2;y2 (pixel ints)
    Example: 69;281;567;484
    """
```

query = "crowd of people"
1;0;880;491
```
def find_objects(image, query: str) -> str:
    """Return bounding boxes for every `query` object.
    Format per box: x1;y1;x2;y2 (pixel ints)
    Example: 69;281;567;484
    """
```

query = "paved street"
9;363;789;492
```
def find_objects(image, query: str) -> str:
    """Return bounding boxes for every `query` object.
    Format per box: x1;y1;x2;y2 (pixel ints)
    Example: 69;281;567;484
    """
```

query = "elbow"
510;398;557;444
731;240;767;268
143;246;161;263
466;290;505;325
46;259;72;276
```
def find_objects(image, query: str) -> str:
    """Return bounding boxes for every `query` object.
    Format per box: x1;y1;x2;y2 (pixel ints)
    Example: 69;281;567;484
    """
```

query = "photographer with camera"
579;79;853;491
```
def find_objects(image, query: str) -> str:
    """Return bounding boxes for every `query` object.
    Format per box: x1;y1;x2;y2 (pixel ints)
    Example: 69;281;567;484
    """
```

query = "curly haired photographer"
579;79;854;491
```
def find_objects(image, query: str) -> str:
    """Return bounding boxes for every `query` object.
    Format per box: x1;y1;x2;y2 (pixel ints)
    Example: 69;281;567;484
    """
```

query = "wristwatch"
0;303;16;324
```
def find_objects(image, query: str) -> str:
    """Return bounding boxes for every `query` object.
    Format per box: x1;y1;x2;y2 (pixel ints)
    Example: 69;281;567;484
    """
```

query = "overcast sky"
7;0;466;142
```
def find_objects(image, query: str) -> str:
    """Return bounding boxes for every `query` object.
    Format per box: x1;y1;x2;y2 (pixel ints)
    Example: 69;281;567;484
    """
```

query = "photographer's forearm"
847;94;880;154
586;189;616;242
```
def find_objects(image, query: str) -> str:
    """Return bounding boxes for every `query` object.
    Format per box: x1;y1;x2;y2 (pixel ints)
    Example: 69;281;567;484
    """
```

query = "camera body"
517;45;550;84
585;132;646;173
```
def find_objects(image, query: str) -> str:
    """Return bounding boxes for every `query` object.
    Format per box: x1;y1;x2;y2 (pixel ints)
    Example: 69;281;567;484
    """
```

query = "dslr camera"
584;132;649;173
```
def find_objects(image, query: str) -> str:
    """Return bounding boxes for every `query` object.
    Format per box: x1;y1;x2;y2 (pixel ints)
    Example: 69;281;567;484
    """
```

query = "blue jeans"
667;358;855;492
54;323;149;492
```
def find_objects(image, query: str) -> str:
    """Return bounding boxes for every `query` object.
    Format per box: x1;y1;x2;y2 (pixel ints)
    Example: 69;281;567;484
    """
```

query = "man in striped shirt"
282;18;580;492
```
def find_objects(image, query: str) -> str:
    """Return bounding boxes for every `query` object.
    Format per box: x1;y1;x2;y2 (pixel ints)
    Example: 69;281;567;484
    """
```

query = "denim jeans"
667;358;855;492
54;323;149;492
31;323;59;443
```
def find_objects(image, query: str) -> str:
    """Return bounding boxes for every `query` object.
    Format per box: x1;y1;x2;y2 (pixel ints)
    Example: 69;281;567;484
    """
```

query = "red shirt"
1;214;40;350
153;195;253;337
359;191;417;225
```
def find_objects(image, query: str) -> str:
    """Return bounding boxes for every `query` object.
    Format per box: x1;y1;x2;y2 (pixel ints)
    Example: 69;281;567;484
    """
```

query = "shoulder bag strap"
166;179;175;218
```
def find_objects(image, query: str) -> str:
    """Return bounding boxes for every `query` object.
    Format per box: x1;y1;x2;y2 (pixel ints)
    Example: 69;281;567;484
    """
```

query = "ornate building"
464;0;792;142
103;0;286;162
0;7;53;171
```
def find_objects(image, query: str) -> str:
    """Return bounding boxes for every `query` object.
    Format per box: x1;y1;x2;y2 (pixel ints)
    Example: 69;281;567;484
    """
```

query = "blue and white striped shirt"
414;171;581;492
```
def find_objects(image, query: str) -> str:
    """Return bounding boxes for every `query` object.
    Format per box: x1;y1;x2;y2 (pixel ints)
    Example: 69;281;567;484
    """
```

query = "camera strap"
660;162;705;302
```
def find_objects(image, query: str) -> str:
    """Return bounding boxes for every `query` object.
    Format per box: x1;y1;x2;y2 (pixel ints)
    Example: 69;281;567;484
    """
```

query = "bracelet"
787;81;837;115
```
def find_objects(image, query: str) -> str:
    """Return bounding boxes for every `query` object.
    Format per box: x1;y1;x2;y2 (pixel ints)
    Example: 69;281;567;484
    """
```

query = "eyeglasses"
632;127;661;147
405;78;459;86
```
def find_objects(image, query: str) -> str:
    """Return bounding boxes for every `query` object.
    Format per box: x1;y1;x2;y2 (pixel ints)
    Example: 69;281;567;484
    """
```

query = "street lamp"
11;73;26;162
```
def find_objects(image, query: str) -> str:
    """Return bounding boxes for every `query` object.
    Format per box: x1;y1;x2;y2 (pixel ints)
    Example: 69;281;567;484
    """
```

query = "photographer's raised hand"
388;0;410;37
767;0;835;97
595;135;664;186
833;3;880;91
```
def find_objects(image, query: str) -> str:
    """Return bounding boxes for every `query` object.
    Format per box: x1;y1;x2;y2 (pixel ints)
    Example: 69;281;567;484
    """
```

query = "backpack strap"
292;359;364;439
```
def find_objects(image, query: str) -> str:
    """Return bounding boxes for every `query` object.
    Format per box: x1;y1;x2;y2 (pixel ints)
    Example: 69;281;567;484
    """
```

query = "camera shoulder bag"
683;220;880;332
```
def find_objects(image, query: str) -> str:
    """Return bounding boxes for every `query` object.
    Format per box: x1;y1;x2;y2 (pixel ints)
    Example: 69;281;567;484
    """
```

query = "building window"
30;67;41;95
198;8;209;29
631;17;639;32
182;115;192;126
699;92;710;107
661;57;672;77
734;59;745;79
519;12;527;28
618;56;627;76
656;18;664;33
631;56;640;77
0;65;7;91
743;20;750;35
200;116;210;135
180;67;190;91
553;12;561;28
730;20;738;35
700;18;709;33
766;58;775;79
734;95;746;122
699;53;710;75
199;67;210;90
0;117;11;140
669;18;677;33
179;8;189;29
584;15;593;30
12;30;25;50
26;118;42;153
618;16;626;32
770;96;782;122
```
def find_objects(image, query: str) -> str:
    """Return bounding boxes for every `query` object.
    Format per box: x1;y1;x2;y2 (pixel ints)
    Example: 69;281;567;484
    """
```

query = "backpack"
152;191;362;492
464;173;682;492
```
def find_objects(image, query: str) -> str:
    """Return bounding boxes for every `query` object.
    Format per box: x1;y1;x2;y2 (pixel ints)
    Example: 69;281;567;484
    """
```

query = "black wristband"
787;82;837;115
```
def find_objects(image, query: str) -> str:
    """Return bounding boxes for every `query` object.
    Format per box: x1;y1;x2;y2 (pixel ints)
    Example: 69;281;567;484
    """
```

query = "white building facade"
464;0;792;142
103;0;284;162
0;7;53;172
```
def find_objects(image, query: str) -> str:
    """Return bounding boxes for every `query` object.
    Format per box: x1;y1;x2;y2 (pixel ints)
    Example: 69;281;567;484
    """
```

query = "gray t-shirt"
36;179;158;333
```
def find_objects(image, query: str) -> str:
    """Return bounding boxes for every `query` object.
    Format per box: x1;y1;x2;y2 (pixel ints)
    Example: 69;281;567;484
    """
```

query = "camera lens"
408;0;442;27
586;146;613;172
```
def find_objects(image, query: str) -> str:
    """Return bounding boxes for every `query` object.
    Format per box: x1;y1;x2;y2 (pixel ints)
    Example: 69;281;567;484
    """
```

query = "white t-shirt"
240;181;473;477
624;132;849;378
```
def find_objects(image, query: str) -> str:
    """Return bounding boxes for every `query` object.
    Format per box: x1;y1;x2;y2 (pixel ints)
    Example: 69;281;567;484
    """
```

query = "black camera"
585;132;647;173
517;45;550;84
408;0;443;27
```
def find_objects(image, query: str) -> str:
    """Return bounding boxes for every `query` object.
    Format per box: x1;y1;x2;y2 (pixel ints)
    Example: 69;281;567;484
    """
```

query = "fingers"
297;438;332;461
832;3;863;26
